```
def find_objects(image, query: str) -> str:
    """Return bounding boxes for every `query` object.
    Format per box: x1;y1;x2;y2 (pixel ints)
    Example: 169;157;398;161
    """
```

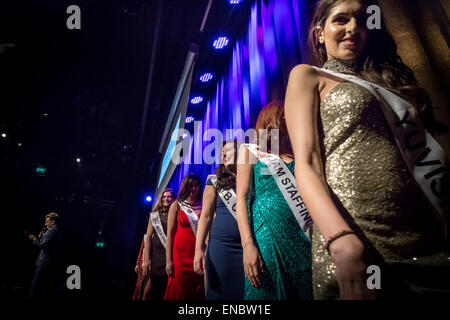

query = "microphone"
39;226;48;238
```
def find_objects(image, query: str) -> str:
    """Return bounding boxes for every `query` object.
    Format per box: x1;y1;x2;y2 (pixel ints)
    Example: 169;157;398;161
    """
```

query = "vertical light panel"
169;0;308;189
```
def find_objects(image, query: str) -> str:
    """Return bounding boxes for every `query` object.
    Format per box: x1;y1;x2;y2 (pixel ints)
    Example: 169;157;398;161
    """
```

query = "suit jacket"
33;226;59;268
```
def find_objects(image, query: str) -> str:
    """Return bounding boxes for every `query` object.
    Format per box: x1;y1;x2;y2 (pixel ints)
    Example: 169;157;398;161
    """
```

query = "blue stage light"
145;195;152;203
200;73;213;82
229;0;242;4
190;96;203;104
213;37;229;49
185;116;195;124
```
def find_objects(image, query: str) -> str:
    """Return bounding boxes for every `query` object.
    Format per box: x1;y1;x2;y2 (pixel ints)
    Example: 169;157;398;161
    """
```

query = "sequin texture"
313;59;447;299
245;160;312;300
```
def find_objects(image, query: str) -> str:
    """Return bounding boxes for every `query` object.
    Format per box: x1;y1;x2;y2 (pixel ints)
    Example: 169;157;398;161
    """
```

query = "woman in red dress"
164;173;204;300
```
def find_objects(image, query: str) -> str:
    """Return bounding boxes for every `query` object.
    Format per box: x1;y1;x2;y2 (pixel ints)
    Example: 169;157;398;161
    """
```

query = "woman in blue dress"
235;101;313;300
194;140;245;300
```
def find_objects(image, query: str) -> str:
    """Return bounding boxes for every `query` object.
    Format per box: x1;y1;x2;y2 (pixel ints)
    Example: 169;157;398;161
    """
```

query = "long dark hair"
308;0;442;134
152;188;176;213
214;140;238;194
177;173;203;203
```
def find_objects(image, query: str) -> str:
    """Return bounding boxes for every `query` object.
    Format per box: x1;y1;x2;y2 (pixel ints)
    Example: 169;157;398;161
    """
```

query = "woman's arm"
142;215;154;277
193;184;216;275
285;64;375;299
165;201;179;277
236;145;263;288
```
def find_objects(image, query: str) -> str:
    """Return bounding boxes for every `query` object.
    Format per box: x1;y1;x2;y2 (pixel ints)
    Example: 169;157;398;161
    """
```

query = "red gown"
164;208;204;300
132;238;145;300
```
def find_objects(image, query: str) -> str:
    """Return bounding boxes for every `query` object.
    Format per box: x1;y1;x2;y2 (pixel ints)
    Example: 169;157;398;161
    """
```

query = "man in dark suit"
27;212;60;300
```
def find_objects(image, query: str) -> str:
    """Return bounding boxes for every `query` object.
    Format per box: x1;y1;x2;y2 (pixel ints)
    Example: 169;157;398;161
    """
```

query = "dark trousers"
27;265;55;300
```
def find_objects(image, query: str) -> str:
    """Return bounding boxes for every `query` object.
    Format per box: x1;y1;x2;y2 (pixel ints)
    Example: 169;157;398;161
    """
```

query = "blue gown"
205;177;245;300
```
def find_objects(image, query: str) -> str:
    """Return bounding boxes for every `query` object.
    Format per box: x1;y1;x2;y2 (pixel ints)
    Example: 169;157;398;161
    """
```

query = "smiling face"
222;142;236;168
161;191;174;209
316;0;369;61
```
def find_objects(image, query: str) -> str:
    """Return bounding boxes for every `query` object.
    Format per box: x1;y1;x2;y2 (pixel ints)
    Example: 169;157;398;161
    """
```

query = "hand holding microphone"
38;226;48;239
28;226;47;241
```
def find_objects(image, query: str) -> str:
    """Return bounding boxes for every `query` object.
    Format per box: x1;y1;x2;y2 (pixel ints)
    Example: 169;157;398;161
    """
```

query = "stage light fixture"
229;0;242;4
76;157;81;163
213;36;229;49
185;116;195;124
190;96;203;104
145;195;152;203
1;133;6;138
200;73;213;82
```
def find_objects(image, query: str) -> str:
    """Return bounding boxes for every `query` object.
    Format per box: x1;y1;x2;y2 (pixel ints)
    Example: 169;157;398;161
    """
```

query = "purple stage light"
170;0;310;191
185;116;195;124
213;37;229;49
190;96;203;104
200;73;213;82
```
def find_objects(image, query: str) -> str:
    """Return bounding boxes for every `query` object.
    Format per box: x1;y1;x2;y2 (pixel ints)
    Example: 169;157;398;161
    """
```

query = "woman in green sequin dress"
236;101;312;300
285;0;449;300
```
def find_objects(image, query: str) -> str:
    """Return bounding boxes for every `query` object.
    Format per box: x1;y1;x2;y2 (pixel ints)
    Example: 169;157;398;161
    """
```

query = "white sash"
150;211;166;249
207;174;237;220
177;201;200;236
245;144;313;241
315;66;449;238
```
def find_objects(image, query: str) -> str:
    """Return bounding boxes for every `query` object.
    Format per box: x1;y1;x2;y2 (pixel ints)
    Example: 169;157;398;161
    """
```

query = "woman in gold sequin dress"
285;0;449;299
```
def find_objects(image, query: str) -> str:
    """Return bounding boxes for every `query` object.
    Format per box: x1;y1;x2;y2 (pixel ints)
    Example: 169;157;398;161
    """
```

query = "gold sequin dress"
313;59;449;300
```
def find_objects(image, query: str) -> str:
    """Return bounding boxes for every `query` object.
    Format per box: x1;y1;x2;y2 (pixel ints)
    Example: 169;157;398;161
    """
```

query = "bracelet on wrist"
324;229;355;255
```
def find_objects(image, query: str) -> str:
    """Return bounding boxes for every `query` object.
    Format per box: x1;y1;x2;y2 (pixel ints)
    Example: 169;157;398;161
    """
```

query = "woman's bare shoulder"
288;64;321;85
169;201;180;211
289;64;320;77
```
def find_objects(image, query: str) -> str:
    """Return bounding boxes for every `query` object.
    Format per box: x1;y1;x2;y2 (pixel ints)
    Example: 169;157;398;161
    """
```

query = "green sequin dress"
244;159;312;300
